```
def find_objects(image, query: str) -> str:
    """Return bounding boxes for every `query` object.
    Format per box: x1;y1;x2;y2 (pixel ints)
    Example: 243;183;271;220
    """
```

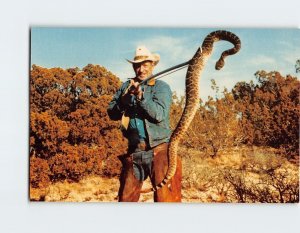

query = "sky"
31;28;300;99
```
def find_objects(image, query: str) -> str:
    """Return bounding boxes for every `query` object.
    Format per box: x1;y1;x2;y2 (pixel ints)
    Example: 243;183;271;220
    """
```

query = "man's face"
133;61;155;80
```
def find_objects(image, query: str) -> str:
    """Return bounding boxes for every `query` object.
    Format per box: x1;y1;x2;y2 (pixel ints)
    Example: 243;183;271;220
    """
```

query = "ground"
30;146;299;203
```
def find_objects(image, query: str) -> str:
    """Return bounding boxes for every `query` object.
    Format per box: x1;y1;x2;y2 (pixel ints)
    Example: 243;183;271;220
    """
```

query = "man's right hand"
121;80;143;105
128;80;143;100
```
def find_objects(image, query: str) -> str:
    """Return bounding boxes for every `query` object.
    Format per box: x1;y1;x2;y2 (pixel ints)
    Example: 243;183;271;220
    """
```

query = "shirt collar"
147;78;155;86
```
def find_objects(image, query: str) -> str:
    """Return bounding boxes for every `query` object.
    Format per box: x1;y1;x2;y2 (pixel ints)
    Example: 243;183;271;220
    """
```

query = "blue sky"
31;28;300;99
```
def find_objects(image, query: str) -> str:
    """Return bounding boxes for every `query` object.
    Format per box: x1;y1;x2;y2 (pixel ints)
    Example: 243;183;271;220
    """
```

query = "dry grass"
181;145;299;203
30;145;299;203
30;176;119;202
30;175;156;202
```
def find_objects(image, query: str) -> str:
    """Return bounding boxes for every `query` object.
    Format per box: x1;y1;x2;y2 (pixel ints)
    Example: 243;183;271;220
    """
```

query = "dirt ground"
30;175;216;202
30;146;299;203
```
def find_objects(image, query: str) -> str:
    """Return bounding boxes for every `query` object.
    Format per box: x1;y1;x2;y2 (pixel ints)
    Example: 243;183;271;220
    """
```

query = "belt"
128;141;150;153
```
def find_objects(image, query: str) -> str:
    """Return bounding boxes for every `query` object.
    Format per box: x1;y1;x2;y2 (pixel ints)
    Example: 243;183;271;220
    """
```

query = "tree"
232;71;300;158
192;81;242;157
170;80;243;158
296;59;300;73
30;64;127;187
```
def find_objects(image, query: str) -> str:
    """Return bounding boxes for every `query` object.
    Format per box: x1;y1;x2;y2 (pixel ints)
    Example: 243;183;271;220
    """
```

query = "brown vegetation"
233;71;299;159
30;64;127;189
30;64;299;203
30;146;298;203
181;146;299;203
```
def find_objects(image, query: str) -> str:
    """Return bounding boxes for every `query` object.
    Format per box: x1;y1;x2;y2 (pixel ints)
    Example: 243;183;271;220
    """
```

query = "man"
107;46;182;202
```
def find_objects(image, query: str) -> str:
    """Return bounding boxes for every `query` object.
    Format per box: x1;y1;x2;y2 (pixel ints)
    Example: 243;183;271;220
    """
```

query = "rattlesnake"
152;30;241;192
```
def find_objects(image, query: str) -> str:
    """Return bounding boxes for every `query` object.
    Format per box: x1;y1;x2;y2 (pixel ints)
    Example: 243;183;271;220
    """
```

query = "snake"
151;30;241;192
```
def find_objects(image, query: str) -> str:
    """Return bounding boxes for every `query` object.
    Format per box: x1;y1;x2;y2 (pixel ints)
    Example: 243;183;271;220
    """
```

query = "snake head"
215;58;224;70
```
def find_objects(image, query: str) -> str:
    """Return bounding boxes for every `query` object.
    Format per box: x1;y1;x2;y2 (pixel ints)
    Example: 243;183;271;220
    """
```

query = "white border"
0;1;299;233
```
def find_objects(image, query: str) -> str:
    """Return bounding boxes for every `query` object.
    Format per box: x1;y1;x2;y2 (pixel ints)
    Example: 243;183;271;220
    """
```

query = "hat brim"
126;54;160;65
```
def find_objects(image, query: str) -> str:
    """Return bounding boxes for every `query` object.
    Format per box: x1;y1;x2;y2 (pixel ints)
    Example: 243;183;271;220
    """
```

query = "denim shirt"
126;84;148;145
107;78;172;148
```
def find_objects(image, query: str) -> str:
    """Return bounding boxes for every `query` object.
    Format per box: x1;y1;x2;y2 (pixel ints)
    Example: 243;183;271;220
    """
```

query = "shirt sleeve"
107;81;130;120
138;81;172;123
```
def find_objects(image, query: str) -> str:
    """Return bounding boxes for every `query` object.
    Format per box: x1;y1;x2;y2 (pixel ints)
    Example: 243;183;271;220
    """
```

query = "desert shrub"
30;64;127;187
30;111;70;159
222;168;251;202
172;71;299;159
182;156;215;191
257;166;299;203
171;80;243;158
232;71;300;159
222;165;299;203
30;156;51;188
48;144;105;182
170;92;184;129
181;145;298;203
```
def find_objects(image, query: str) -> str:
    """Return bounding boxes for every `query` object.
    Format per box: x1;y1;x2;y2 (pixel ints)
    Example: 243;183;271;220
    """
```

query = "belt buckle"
138;142;147;151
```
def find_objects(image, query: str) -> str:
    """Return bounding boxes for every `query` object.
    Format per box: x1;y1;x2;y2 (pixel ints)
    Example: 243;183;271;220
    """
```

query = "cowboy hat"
126;45;160;65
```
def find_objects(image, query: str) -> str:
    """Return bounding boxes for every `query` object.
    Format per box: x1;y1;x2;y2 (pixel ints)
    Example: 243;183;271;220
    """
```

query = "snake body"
152;30;241;191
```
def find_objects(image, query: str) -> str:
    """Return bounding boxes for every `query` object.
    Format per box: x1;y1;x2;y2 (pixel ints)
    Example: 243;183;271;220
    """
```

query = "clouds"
108;61;134;82
134;35;193;65
247;55;276;66
245;39;300;77
274;39;300;67
280;47;300;67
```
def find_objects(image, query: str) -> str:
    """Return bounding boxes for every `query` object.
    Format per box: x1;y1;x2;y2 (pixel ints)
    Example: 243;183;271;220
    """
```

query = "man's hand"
121;80;143;105
128;80;143;100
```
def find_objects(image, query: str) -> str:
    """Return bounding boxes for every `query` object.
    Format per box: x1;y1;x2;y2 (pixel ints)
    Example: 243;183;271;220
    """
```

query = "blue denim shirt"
125;83;148;145
107;78;172;148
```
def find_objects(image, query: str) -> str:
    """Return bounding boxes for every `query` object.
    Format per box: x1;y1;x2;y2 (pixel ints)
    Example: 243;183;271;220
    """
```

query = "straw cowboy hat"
127;45;160;65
